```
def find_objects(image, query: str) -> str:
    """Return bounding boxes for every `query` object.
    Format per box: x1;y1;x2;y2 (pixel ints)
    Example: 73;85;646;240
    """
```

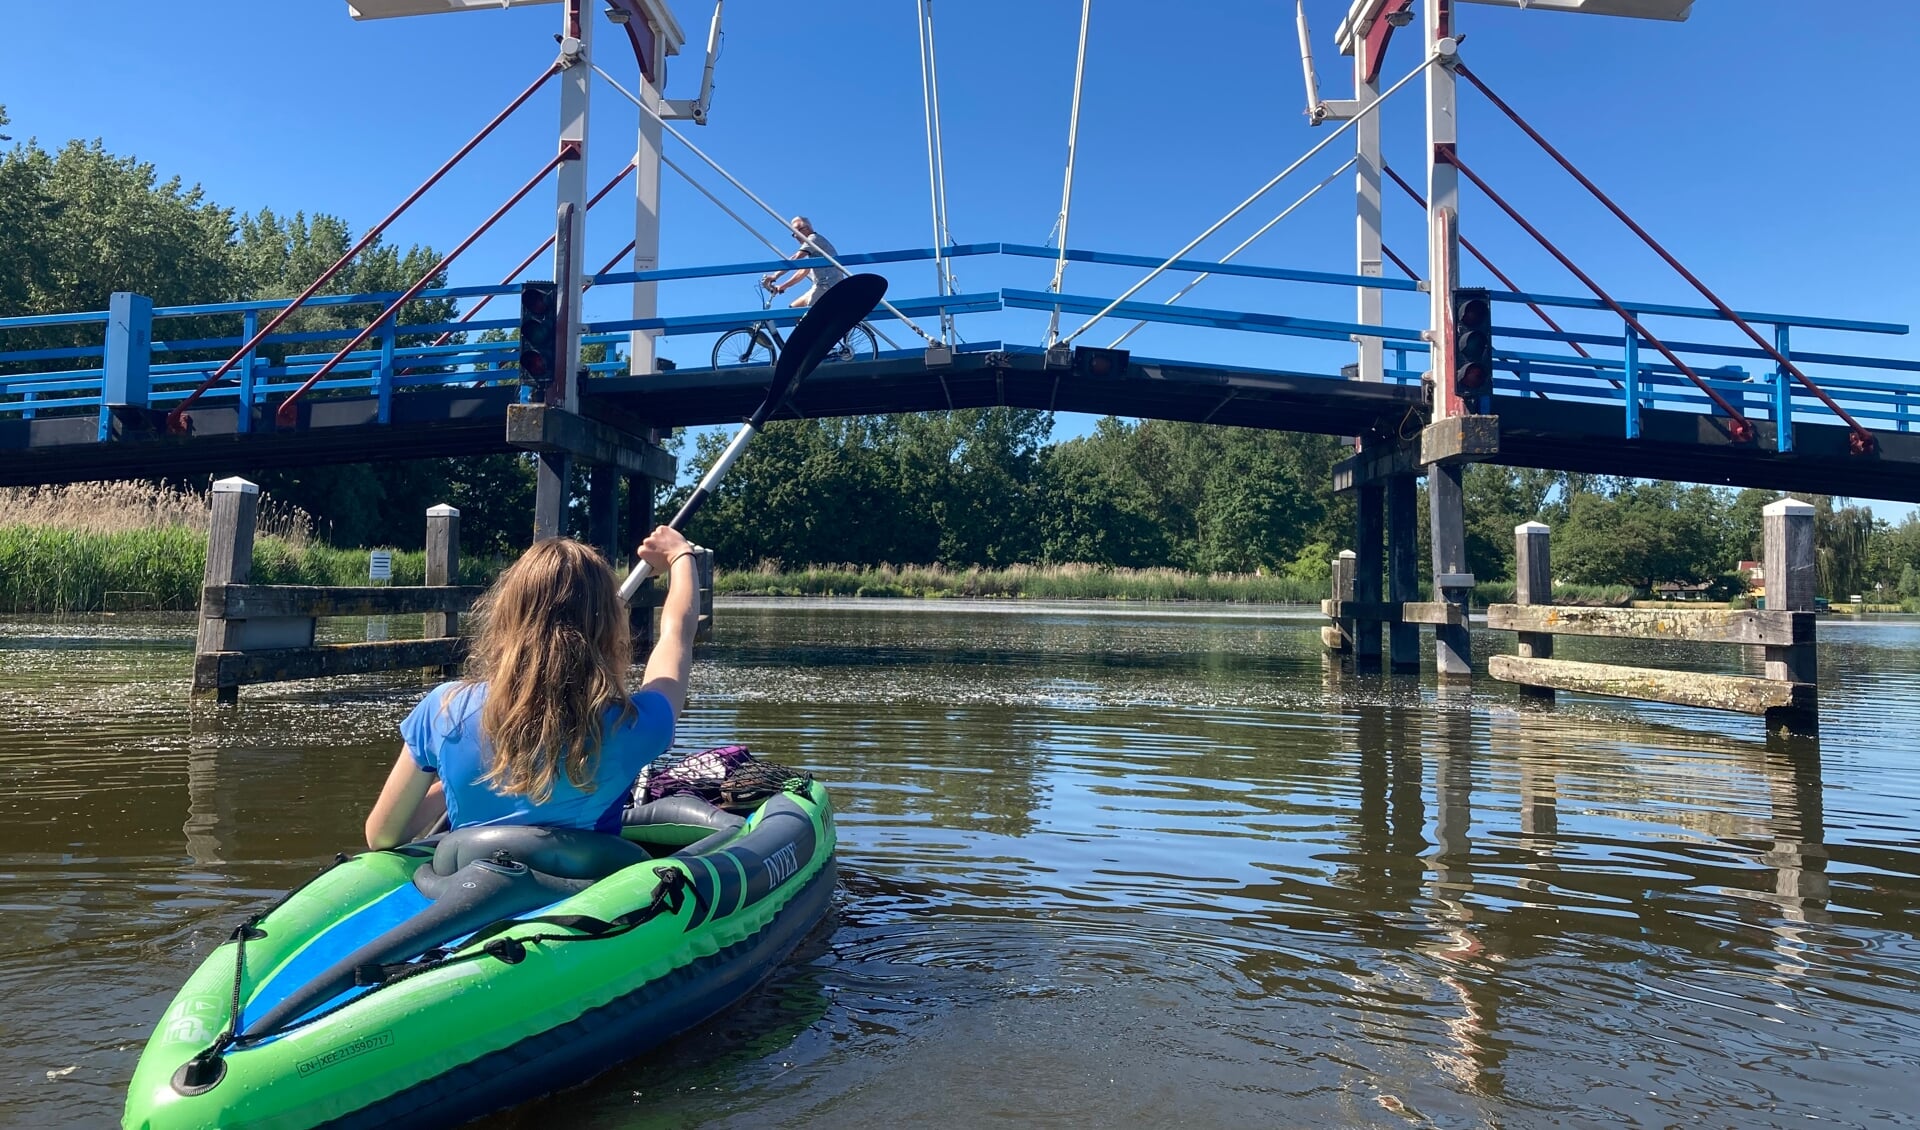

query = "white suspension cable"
662;152;786;257
1045;0;1094;347
1106;156;1356;349
659;155;901;348
915;0;958;343
1058;51;1441;346
594;63;940;344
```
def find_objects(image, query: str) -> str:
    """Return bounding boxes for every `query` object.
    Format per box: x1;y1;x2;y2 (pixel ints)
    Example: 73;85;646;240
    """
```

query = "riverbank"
714;564;1644;607
712;562;1324;603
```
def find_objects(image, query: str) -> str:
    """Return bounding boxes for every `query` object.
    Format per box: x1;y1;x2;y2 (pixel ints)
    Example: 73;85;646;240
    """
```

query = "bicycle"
711;280;879;369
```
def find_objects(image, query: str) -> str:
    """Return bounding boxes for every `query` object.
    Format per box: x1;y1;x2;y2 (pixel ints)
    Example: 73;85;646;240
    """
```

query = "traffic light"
1452;287;1493;396
1071;345;1130;380
518;281;559;391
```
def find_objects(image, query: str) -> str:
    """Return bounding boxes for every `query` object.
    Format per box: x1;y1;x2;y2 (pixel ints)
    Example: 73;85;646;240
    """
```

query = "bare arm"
635;527;701;719
365;749;438;850
766;247;814;294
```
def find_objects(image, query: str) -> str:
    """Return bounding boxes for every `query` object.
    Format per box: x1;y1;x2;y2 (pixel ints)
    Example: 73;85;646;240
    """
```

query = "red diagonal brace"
430;159;636;353
1457;62;1876;456
166;64;558;434
1444;150;1757;444
273;144;578;430
1382;162;1595;364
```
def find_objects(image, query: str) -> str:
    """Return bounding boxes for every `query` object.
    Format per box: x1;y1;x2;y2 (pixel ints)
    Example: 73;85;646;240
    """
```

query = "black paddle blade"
752;274;889;425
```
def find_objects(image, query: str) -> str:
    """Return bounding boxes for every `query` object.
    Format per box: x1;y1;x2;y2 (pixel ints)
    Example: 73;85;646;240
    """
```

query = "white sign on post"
367;550;395;641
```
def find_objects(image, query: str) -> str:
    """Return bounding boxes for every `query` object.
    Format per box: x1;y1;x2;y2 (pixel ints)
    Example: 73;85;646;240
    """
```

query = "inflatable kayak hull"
124;779;835;1129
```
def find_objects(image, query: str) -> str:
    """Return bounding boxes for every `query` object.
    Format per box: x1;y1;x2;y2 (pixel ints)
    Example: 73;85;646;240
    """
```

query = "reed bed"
0;482;316;544
0;482;498;613
713;561;1323;603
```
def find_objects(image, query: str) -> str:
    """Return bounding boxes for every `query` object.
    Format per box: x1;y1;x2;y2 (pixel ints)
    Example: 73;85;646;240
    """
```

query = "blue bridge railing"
2;242;1913;451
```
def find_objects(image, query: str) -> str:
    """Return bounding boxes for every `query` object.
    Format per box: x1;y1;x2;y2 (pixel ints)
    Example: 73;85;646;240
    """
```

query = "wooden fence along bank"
192;477;711;702
1326;497;1819;735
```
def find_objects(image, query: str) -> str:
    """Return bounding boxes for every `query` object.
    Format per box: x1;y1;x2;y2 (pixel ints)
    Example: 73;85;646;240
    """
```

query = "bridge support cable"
1457;62;1875;455
1442;150;1757;443
593;63;940;345
1106;158;1357;349
1380;244;1421;283
1044;0;1095;346
916;0;961;343
165;63;560;433
661;154;785;258
274;146;578;429
1059;50;1441;347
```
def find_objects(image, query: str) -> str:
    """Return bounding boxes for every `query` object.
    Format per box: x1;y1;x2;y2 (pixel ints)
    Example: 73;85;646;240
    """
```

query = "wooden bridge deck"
6;352;1920;503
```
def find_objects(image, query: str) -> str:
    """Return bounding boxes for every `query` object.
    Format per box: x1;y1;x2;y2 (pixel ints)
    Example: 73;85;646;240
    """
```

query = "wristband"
669;550;696;568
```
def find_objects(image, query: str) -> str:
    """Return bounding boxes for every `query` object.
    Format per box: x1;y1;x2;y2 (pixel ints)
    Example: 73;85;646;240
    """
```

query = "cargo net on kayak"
636;745;812;812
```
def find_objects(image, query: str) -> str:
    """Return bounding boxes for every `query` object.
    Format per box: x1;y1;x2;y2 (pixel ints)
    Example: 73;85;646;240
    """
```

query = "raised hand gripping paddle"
618;273;889;604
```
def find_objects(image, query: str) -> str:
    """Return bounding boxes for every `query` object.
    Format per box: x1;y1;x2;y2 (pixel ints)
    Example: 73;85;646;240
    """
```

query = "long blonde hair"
463;537;635;802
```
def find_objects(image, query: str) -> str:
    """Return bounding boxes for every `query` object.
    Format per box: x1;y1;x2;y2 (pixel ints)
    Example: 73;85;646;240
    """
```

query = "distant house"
1654;580;1716;601
1738;560;1764;597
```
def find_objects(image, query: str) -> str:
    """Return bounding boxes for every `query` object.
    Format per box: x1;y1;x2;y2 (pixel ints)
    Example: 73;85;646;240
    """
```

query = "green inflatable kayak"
124;776;835;1128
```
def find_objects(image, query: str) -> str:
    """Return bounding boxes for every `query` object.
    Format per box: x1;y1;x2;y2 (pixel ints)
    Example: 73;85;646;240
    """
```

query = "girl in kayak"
363;528;700;849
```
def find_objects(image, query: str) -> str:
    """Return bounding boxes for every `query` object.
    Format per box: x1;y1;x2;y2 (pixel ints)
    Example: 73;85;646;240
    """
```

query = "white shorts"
788;286;819;309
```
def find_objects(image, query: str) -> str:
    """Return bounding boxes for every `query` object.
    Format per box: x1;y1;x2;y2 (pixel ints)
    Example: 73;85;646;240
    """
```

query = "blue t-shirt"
399;681;675;834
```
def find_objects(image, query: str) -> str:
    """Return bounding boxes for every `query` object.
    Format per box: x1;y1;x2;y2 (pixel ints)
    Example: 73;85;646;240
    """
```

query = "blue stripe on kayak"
247;883;434;1029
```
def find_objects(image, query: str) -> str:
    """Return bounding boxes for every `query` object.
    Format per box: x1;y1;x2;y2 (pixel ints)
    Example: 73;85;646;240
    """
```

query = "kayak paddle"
617;272;889;604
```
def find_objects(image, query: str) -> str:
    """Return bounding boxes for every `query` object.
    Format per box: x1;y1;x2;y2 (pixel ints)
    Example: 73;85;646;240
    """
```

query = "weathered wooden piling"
1323;551;1357;654
1486;503;1819;734
196;477;266;704
1761;497;1818;734
1513;520;1553;701
423;503;461;681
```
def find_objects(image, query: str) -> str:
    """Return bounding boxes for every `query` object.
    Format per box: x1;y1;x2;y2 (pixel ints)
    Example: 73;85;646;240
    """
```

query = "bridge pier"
1427;462;1473;680
625;468;657;654
587;464;620;562
533;452;573;543
1353;483;1385;670
1385;475;1420;671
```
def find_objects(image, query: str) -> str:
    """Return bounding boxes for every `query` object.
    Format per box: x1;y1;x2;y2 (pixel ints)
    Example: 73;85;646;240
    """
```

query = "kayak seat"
414;825;651;896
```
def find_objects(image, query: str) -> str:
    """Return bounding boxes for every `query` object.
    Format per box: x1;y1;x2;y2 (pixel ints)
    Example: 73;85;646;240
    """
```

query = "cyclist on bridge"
763;216;847;308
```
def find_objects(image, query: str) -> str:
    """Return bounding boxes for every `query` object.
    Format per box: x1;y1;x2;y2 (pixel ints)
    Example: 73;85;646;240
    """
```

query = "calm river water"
3;600;1918;1128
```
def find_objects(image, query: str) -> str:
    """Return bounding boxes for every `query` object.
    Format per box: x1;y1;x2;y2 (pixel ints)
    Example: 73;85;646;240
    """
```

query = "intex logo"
295;1030;393;1078
762;844;800;888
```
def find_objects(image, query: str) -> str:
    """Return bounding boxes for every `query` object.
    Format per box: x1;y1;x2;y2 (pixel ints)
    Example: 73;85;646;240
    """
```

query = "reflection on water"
3;603;1919;1128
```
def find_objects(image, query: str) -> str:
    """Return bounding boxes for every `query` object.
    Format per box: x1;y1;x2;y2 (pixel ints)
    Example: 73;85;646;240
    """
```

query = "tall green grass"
0;527;497;614
713;562;1321;603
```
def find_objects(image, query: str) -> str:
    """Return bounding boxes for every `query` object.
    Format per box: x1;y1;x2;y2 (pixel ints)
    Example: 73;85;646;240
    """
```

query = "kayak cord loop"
170;913;263;1095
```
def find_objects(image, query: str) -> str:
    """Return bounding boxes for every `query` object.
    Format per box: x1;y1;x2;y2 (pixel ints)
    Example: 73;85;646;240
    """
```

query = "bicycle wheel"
712;327;778;369
830;322;879;363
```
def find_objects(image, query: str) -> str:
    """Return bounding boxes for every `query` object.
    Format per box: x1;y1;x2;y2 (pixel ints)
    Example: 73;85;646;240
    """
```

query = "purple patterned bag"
638;744;757;804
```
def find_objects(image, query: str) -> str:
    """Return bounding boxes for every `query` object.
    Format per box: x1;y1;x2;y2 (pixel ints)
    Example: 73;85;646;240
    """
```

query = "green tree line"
0;105;543;555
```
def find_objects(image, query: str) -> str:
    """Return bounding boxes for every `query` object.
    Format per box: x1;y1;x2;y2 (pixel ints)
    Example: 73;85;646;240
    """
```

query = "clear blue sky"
4;2;1918;513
